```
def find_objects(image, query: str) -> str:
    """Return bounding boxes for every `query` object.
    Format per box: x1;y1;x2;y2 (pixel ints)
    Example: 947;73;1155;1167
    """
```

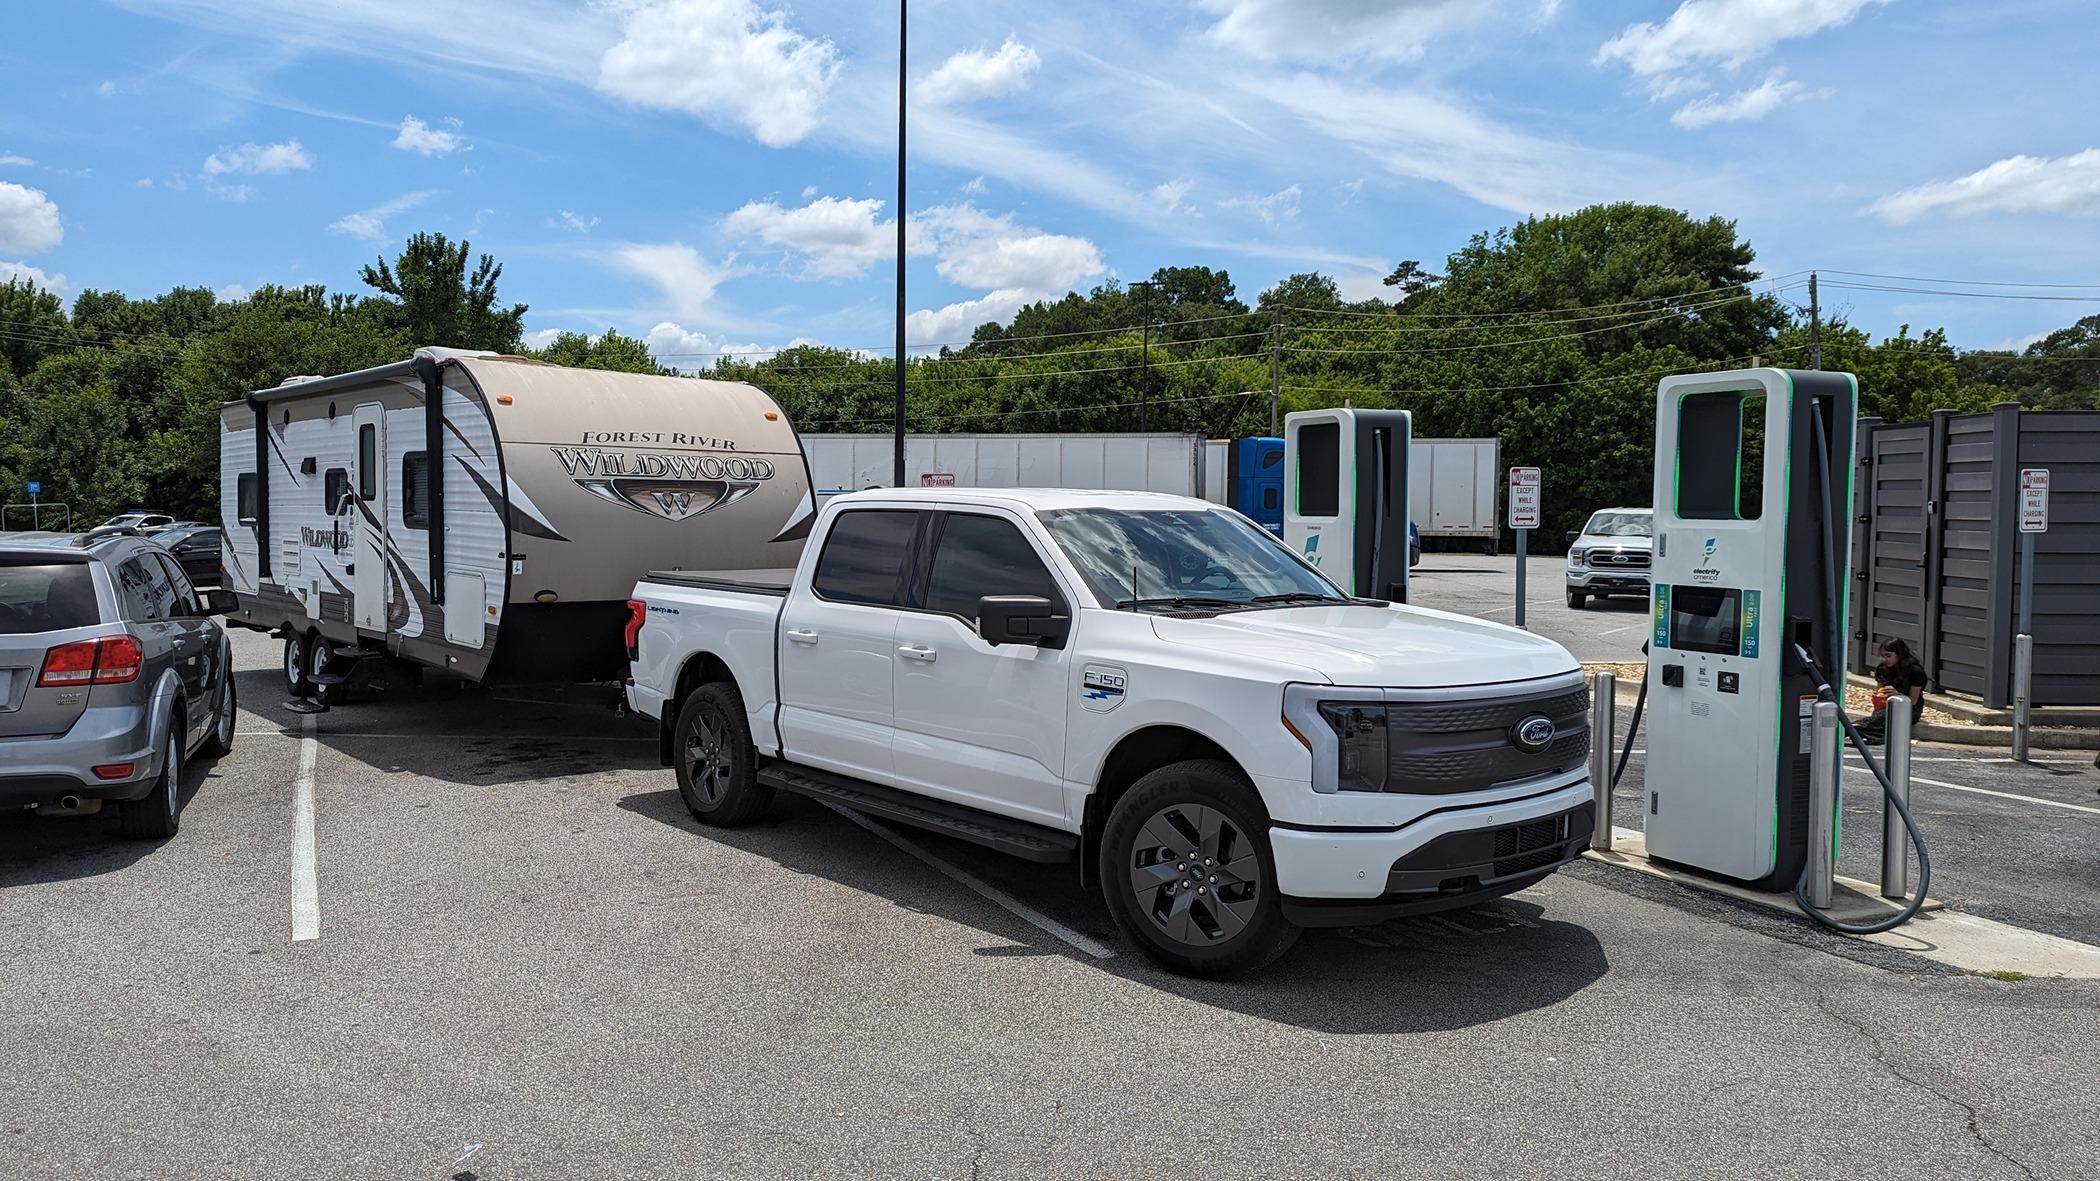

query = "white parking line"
824;804;1116;960
1899;773;2100;817
291;713;320;942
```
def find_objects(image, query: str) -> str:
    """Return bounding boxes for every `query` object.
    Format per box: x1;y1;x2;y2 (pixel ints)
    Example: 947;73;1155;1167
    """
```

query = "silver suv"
1;527;239;838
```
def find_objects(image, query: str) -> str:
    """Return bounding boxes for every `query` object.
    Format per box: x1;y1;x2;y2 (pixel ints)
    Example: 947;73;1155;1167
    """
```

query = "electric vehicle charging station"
1641;368;1859;891
1283;408;1412;601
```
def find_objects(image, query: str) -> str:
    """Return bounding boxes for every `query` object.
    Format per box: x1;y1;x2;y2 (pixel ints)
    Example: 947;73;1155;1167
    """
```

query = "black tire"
199;666;236;758
672;682;773;826
308;640;348;705
121;724;182;840
283;633;312;697
1567;591;1586;609
1098;760;1301;979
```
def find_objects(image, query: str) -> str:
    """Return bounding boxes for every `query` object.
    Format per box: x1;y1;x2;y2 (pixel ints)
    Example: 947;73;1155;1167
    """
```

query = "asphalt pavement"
5;627;2099;1179
1407;551;1650;664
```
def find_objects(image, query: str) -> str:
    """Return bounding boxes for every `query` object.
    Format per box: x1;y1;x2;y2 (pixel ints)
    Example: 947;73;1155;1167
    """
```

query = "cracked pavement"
3;628;2097;1178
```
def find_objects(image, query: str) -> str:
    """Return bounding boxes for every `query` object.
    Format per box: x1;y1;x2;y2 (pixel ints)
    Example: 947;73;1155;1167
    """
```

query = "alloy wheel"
684;708;731;806
1127;804;1261;946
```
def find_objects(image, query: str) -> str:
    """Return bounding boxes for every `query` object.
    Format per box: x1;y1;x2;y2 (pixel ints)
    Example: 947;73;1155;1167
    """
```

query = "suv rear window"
0;562;100;634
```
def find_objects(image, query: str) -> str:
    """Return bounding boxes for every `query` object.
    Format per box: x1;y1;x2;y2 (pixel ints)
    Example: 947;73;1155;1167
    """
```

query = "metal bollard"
1881;696;1912;899
1806;702;1839;910
2012;633;2033;763
1589;671;1616;851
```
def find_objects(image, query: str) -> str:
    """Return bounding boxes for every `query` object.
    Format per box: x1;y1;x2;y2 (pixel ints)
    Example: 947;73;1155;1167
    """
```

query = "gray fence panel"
1853;423;1930;676
2015;412;2100;706
1936;413;2003;700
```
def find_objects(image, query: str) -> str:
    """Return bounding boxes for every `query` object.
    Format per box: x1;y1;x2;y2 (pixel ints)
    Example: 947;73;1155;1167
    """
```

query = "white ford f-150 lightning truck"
625;488;1595;978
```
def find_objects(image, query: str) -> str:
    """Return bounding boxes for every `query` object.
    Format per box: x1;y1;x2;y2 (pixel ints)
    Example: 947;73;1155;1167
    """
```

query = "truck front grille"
1586;548;1650;568
1383;684;1591;796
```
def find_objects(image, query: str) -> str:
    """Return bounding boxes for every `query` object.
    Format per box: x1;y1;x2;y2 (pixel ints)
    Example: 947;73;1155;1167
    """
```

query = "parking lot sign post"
2014;469;2047;761
1508;467;1541;628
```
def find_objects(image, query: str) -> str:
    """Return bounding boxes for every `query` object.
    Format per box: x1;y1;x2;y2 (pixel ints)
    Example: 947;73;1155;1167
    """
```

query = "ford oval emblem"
1512;714;1556;753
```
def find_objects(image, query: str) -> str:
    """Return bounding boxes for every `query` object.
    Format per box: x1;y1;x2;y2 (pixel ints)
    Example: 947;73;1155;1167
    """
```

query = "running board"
757;764;1078;863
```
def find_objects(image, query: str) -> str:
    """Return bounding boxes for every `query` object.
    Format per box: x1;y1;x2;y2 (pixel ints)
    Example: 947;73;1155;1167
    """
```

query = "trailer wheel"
673;682;773;827
1098;760;1300;979
283;633;312;697
308;640;349;705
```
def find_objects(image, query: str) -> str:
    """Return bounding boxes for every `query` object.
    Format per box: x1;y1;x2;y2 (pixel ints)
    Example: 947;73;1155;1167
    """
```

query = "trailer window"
401;452;430;529
357;425;378;500
812;510;919;607
236;473;259;526
324;468;351;515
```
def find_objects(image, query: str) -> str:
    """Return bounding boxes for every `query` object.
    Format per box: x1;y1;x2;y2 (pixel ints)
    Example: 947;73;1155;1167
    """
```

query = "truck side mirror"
1564;530;1580;545
977;595;1069;650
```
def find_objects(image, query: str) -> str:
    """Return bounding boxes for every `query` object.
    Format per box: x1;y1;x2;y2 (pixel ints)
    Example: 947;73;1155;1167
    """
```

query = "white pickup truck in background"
625;488;1596;978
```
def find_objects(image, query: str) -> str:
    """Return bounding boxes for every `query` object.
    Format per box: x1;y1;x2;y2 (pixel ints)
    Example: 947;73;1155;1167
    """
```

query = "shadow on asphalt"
615;786;1609;1035
1569;597;1648;612
232;667;661;787
0;758;221;888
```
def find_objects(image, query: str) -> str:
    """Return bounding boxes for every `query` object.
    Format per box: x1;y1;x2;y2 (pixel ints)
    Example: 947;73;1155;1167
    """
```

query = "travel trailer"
219;348;813;697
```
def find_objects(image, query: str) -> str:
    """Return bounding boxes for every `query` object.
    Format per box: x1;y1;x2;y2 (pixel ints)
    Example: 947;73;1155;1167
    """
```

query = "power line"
1816;281;2100;304
1284;283;1802;337
1282;293;1765;358
1276;271;1810;322
1818;269;2100;290
1275;346;1811;397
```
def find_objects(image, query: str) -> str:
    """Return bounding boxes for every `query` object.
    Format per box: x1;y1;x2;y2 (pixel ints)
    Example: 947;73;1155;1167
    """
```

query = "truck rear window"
0;562;100;634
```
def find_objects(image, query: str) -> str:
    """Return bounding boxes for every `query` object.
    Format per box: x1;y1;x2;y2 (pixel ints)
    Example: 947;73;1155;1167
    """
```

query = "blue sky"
3;0;2097;367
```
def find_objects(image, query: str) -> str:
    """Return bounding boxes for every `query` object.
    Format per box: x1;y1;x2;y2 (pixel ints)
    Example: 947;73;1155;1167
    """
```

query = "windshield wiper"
1246;592;1346;606
1115;595;1246;613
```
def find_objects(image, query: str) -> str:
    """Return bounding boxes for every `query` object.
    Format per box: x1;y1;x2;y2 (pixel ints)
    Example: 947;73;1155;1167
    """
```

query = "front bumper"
1268;778;1593;915
0;704;164;809
1566;567;1650;592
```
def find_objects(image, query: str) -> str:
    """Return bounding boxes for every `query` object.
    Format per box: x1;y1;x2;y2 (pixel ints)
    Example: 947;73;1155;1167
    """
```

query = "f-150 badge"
1081;666;1127;712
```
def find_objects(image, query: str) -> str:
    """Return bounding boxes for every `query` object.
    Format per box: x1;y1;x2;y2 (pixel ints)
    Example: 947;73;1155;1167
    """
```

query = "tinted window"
324;468;351;515
402;452;430;529
115;557;177;621
812;511;918;606
923;515;1060;620
1297;422;1339;517
154;553;199;615
237;473;259;525
357;424;378;500
0;562;99;634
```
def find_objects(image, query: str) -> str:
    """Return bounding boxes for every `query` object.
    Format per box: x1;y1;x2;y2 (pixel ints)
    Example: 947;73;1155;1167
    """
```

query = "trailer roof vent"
276;375;324;387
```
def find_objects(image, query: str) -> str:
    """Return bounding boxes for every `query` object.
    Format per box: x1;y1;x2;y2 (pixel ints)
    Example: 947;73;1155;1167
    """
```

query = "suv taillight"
623;599;647;660
37;635;144;687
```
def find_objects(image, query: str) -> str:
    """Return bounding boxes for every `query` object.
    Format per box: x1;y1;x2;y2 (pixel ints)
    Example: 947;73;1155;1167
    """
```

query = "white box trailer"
801;433;1217;499
1409;437;1500;546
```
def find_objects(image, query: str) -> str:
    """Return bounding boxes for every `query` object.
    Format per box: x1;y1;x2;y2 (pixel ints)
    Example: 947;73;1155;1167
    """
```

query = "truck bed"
640;567;795;597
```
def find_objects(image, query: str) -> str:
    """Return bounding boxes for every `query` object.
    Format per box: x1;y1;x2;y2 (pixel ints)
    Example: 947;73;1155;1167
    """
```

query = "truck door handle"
785;629;819;646
897;644;938;663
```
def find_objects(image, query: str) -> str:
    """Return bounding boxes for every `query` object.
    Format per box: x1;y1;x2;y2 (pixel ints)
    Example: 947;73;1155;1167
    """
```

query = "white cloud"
134;177;154;188
392;115;464;156
1671;71;1811;127
327;189;437;243
906;288;1037;347
1;259;68;294
1218;183;1301;223
799;184;817;198
917;37;1040;106
1868;149;2100;224
960;176;986;196
1151;179;1193;214
0;153;32;168
520;327;565;351
214;282;248;301
597;0;839;148
201;139;313;176
725;195;892;279
1599;0;1889;81
0;182;64;254
558;209;600;233
913;203;1105;292
1199;0;1488;64
643;321;780;367
97;80;117;98
613;243;730;319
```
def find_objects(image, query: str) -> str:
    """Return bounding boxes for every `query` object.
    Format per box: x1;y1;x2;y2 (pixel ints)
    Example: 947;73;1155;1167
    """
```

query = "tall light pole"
1133;280;1153;432
892;0;908;486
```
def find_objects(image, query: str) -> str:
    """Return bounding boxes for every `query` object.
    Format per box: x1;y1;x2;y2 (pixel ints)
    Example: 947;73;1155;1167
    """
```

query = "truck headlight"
1282;684;1388;793
1567;547;1587;565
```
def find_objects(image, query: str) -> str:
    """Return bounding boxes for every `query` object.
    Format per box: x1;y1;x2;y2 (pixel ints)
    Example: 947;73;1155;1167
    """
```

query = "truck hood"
1576;534;1652;551
1148;603;1581;689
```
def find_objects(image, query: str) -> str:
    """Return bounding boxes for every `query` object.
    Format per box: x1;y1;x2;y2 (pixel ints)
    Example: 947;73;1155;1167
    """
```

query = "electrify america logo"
1692;536;1722;584
550;445;778;522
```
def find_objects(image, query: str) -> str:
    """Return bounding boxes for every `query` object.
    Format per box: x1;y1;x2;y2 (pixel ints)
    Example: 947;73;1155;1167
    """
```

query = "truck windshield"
1039;508;1345;611
1584;511;1652;538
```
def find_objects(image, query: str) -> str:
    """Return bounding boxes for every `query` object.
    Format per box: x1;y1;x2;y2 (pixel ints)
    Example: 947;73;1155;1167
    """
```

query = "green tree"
1258;272;1344;316
1775;321;1998;422
1958;314;2099;410
359;232;527;352
525;329;670;374
1;277;70;378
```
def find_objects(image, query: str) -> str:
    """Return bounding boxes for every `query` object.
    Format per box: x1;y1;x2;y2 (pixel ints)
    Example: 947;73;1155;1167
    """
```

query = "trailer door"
352;402;388;631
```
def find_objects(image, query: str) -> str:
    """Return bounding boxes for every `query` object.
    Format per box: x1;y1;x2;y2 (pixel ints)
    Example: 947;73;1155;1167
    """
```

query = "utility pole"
1268;311;1282;435
891;0;908;487
1139;281;1154;432
1808;270;1821;371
